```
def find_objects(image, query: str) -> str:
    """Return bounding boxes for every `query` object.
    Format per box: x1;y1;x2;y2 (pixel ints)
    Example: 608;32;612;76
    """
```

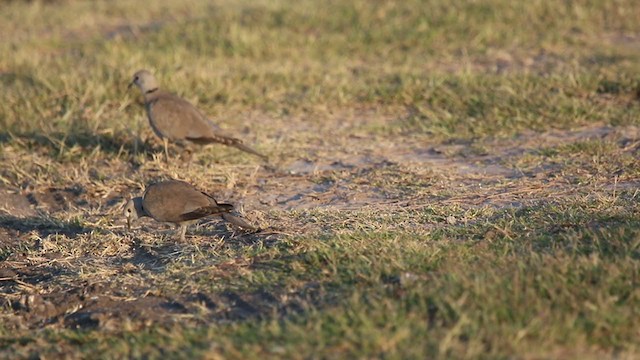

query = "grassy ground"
1;0;640;358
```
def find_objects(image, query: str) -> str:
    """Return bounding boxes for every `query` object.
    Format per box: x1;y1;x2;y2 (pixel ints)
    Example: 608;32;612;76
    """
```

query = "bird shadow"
0;214;93;239
196;220;276;248
0;214;95;260
0;71;45;88
121;238;178;272
0;129;159;160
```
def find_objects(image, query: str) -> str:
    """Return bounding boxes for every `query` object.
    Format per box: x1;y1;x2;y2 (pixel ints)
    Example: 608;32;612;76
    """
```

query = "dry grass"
1;0;640;358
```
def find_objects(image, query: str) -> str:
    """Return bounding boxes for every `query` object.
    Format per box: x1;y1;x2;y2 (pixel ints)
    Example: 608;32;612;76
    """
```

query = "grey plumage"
124;180;258;240
128;69;267;161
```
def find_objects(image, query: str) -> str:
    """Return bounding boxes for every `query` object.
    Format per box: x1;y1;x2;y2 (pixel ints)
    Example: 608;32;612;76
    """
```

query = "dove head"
124;197;146;230
129;69;159;94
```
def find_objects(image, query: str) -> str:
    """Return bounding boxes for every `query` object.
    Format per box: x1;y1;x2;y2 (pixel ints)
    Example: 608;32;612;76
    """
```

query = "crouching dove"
128;69;267;162
124;180;258;240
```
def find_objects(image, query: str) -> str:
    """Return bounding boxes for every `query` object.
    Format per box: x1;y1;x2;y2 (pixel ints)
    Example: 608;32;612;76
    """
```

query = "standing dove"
128;69;267;161
124;180;258;241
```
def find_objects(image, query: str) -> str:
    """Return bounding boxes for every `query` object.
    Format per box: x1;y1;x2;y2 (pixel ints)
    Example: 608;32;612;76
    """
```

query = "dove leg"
176;224;187;241
163;138;170;163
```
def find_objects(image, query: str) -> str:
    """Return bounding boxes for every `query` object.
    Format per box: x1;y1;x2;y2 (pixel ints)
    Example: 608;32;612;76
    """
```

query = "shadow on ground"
0;130;158;159
0;214;91;240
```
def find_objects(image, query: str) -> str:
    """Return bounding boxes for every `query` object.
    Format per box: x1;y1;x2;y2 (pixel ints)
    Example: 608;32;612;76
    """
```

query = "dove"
128;69;267;162
124;180;258;240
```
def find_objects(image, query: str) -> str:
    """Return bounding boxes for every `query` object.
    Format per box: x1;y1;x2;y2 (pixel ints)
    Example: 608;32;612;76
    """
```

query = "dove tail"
231;142;268;160
186;135;268;160
221;213;259;231
216;202;234;212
